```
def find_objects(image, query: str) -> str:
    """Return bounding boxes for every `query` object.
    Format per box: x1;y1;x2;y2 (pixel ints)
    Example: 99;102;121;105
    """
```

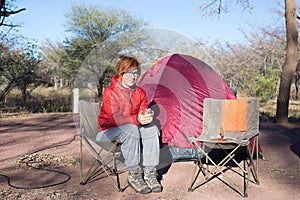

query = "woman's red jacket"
98;75;148;132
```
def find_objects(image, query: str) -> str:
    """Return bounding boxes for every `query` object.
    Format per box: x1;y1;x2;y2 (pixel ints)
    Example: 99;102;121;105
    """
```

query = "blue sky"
8;0;288;45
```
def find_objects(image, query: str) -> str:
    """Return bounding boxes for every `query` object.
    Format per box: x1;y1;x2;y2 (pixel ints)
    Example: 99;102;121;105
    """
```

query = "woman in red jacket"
96;56;161;194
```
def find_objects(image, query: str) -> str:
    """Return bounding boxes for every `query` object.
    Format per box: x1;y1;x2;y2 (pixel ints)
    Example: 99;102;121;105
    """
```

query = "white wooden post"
73;88;79;113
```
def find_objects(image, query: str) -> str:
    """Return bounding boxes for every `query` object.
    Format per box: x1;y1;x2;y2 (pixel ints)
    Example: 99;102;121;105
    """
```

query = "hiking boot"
128;170;151;194
144;169;162;192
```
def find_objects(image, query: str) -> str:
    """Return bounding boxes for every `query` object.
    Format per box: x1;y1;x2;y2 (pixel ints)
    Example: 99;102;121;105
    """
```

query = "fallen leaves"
16;153;80;170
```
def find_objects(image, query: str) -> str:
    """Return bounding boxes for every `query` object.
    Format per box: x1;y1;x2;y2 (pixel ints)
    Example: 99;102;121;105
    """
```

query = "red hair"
116;56;141;79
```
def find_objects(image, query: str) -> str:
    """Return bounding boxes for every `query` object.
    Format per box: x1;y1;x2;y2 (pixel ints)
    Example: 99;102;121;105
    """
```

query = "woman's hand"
138;108;154;125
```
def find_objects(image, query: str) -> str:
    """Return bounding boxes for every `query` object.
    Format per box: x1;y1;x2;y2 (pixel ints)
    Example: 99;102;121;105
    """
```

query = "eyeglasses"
124;70;140;77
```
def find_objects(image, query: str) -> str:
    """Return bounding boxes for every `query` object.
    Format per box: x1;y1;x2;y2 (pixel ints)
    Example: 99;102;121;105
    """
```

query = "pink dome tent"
138;53;236;148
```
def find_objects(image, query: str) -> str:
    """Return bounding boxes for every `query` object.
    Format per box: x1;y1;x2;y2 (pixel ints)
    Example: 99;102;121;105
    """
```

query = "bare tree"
199;0;298;124
0;0;25;27
276;0;298;123
204;24;285;103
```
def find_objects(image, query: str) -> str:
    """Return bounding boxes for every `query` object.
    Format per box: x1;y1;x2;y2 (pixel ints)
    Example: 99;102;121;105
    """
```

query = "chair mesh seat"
78;100;126;192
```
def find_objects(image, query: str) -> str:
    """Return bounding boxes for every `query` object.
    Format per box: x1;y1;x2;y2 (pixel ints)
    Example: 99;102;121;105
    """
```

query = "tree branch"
0;7;26;17
201;0;219;11
0;0;26;26
0;22;21;27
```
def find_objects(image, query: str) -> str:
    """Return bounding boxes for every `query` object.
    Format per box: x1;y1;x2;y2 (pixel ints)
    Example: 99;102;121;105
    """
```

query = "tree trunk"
295;63;300;100
0;80;16;103
276;0;298;123
295;80;299;99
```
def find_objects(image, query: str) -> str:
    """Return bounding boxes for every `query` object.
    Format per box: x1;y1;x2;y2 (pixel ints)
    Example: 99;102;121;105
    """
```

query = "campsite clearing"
0;113;299;200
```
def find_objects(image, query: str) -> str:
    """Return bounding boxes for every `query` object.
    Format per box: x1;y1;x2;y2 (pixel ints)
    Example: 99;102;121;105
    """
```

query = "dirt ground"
0;113;299;200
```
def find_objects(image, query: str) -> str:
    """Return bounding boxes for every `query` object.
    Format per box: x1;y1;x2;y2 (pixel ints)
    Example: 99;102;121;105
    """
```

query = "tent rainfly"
138;53;236;148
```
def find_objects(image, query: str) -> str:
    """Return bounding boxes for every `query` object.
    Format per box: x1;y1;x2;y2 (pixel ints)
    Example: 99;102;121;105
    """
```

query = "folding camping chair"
188;98;260;197
78;100;127;192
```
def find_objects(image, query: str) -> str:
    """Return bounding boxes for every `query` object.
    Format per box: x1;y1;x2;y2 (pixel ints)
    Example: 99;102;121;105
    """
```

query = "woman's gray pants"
96;123;160;171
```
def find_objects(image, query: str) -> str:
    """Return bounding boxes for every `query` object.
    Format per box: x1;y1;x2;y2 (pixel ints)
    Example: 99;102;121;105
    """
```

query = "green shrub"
240;68;281;102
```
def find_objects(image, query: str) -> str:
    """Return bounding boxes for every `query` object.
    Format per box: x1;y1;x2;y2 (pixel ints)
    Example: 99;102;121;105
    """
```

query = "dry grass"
1;87;300;121
260;99;300;118
1;87;72;113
